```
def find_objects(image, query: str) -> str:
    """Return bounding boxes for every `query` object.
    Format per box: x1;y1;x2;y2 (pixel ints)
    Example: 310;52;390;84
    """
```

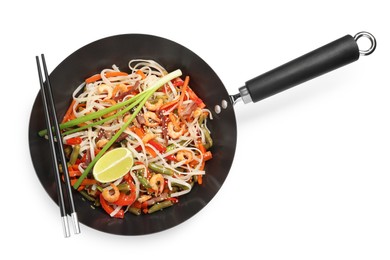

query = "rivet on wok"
221;100;228;109
214;105;221;114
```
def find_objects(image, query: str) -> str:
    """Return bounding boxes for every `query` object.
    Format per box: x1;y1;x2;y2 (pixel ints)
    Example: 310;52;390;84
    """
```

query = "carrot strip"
169;113;180;130
197;142;207;154
203;151;212;161
160;97;179;111
77;185;85;191
85;71;128;84
62;99;76;123
145;146;157;158
70;178;97;186
178;76;190;115
67;168;82;178
131;126;145;138
197;173;203;184
105;71;128;78
136;70;146;79
85;74;101;84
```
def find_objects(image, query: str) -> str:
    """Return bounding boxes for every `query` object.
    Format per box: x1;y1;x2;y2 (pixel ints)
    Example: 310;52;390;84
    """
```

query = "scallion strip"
39;81;148;137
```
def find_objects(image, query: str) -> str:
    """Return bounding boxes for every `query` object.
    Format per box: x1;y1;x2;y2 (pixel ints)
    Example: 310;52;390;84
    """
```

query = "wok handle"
237;32;376;104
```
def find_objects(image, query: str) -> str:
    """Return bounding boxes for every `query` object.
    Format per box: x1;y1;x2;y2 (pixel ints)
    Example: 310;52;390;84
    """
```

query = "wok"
28;32;376;235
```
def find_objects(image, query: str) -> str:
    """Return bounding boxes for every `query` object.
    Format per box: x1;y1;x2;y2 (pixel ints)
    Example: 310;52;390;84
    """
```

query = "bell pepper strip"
148;140;166;153
71;164;80;171
187;86;206;108
65;136;82;145
114;176;137;206
99;193;124;218
172;77;184;87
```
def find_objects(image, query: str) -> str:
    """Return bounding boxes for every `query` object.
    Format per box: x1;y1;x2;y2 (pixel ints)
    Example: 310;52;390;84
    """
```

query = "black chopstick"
36;54;81;237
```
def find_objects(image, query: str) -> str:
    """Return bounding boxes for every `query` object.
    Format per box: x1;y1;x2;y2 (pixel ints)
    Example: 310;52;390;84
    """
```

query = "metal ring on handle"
354;31;376;56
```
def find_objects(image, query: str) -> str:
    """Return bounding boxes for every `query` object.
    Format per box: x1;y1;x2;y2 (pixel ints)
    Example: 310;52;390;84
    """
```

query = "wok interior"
29;34;237;235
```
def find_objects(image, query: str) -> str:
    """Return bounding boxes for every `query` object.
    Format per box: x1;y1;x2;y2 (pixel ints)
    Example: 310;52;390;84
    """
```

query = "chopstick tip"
62;216;71;238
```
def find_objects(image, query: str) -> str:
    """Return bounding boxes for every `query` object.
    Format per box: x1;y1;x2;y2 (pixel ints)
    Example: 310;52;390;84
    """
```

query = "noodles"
59;59;213;218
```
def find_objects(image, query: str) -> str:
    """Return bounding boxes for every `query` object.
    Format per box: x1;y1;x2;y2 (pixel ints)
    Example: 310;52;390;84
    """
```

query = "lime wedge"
93;147;133;183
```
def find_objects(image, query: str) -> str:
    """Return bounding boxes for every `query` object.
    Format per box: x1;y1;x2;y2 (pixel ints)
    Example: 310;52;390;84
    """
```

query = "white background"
1;0;389;259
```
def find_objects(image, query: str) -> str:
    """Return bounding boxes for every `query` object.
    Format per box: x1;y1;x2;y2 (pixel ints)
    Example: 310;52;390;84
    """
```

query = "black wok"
28;32;376;235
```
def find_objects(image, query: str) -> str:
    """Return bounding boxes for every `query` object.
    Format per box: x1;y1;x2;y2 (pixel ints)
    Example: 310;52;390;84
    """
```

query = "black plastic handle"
245;35;360;103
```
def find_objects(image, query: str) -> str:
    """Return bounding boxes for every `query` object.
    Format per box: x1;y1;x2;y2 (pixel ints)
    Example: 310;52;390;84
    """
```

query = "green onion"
38;80;149;137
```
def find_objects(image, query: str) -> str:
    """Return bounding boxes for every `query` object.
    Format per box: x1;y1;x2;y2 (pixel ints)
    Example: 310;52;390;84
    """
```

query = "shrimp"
167;122;186;139
176;150;193;164
123;114;131;123
145;98;163;111
149;173;164;194
96;139;108;148
142;132;156;143
102;184;120;203
144;111;161;127
97;84;113;100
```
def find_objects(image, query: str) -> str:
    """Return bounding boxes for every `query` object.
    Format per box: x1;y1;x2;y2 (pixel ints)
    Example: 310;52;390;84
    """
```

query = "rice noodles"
60;59;213;217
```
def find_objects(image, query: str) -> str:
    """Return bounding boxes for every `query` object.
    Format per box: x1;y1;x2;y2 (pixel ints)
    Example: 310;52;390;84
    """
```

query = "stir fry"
39;60;213;217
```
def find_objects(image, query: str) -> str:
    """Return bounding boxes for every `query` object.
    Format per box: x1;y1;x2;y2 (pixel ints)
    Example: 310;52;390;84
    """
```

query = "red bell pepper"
172;78;184;87
66;137;82;145
99;193;124;219
148;140;166;153
187;86;206;108
114;176;137;206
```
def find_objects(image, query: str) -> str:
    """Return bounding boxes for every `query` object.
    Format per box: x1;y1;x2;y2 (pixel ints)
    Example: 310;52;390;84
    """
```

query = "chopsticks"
35;54;81;237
